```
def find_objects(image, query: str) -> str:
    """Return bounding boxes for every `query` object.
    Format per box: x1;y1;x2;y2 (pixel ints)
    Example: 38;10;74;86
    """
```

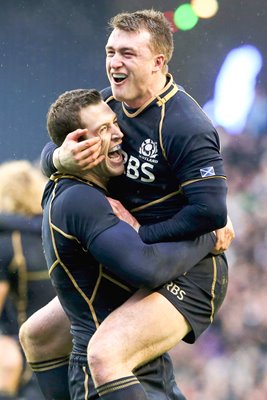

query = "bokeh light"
164;10;179;32
174;4;199;31
191;0;219;19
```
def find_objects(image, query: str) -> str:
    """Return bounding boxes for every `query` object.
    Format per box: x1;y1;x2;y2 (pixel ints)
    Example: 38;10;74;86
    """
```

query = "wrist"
53;148;64;171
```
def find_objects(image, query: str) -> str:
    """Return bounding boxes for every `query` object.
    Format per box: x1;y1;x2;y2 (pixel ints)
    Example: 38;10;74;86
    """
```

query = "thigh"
90;288;191;370
20;296;72;361
158;253;228;343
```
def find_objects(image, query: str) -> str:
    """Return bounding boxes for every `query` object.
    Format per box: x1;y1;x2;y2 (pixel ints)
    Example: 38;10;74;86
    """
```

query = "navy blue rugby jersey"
42;175;133;352
42;174;216;353
0;226;55;331
102;74;227;226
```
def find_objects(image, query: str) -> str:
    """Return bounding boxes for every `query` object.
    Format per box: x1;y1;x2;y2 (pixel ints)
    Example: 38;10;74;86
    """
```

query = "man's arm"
40;130;104;178
65;187;217;289
89;220;216;289
138;178;228;243
42;132;234;249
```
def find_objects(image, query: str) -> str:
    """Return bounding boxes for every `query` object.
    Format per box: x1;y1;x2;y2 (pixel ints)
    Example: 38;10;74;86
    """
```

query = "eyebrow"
105;45;136;52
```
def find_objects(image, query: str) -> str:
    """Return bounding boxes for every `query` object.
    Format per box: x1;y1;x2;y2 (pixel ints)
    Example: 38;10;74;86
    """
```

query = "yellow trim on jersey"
10;231;27;326
47;179;132;333
210;256;217;323
130;188;182;213
102;272;132;292
83;366;89;398
130;176;226;213
156;85;178;107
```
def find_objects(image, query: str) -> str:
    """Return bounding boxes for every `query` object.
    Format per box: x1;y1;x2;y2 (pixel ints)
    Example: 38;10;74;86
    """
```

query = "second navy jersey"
102;74;226;224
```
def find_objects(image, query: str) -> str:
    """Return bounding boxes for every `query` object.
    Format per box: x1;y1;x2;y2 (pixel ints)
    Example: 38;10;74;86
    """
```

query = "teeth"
109;144;121;153
113;73;127;79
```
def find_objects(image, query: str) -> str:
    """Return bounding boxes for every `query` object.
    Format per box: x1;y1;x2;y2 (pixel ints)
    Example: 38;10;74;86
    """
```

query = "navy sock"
96;375;148;400
29;355;70;400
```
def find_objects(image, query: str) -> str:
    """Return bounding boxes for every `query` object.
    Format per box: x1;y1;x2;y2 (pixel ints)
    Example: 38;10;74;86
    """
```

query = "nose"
109;53;123;69
111;126;123;141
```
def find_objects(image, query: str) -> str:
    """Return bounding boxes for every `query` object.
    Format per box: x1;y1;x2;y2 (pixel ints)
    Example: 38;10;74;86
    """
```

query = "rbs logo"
165;282;186;300
123;150;155;182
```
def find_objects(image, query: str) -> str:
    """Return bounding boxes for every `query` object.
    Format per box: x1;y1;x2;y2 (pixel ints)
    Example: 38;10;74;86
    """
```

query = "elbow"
207;204;228;230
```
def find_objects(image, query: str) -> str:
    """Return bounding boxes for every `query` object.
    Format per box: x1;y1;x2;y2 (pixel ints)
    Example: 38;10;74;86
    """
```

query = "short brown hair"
109;9;174;69
47;89;102;146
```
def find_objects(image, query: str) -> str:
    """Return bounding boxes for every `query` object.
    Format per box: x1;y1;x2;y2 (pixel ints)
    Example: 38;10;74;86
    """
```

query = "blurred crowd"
170;123;267;399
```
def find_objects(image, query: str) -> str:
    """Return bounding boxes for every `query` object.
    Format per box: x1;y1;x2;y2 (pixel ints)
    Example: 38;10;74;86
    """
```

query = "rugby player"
0;161;55;400
41;88;219;399
19;9;233;400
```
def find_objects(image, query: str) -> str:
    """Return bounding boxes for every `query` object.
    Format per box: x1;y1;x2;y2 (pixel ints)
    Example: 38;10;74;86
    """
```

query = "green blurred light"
174;4;199;31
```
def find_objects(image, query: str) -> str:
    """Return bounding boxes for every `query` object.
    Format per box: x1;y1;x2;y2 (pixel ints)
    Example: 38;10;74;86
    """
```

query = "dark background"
0;0;266;161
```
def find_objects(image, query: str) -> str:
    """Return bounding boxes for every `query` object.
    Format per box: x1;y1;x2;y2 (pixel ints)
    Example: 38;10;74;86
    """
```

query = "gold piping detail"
156;85;178;107
50;173;94;187
122;73;175;118
130;189;182;213
105;95;115;104
49;181;99;329
90;264;103;303
210;256;217;323
10;231;27;326
180;176;227;188
83;366;89;400
102;272;132;292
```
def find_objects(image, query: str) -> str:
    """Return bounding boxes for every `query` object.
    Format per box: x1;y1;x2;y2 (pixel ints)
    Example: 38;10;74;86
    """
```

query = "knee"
19;318;37;352
19;313;52;361
87;335;109;373
87;333;119;381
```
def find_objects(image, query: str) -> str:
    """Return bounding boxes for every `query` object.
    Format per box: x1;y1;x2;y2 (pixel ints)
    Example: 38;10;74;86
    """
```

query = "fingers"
65;129;89;142
61;130;104;170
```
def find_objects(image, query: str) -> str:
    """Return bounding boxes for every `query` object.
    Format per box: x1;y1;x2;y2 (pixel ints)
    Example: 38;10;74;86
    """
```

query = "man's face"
80;101;124;180
105;28;160;108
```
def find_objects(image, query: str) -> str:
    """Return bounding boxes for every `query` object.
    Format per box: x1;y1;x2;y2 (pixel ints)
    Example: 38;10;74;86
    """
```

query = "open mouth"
112;73;127;84
108;144;123;160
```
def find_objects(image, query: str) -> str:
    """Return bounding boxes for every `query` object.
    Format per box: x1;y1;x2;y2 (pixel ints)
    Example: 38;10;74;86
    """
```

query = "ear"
153;54;165;71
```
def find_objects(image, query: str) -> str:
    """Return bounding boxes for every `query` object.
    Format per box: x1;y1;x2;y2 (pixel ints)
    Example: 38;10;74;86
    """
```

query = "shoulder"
101;86;113;101
57;179;109;216
165;86;216;137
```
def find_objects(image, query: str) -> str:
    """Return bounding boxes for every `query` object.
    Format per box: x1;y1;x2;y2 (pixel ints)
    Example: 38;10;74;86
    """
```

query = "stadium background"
1;1;267;398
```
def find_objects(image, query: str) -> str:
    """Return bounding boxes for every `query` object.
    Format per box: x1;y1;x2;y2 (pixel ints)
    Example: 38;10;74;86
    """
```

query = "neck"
81;172;108;192
125;73;168;109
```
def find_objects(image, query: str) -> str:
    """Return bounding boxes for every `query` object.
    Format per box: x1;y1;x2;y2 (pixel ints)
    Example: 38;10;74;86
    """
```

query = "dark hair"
109;9;174;69
47;89;102;146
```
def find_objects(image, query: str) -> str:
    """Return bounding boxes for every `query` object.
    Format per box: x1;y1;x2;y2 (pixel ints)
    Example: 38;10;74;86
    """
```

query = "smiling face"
106;28;166;108
79;101;124;186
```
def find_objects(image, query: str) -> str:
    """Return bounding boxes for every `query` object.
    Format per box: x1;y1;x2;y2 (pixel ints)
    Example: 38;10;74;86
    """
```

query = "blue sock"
96;376;148;400
29;355;70;400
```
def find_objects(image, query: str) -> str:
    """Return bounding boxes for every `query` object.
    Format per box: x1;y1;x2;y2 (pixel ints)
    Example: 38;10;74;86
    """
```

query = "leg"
87;289;191;399
19;296;72;400
19;296;72;362
0;335;23;398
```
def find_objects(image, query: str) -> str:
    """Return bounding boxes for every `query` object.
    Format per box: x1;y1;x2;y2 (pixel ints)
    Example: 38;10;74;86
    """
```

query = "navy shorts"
157;253;228;343
69;352;186;400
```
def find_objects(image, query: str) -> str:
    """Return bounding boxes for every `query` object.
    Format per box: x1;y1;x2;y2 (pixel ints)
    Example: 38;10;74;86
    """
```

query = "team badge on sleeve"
200;166;215;177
